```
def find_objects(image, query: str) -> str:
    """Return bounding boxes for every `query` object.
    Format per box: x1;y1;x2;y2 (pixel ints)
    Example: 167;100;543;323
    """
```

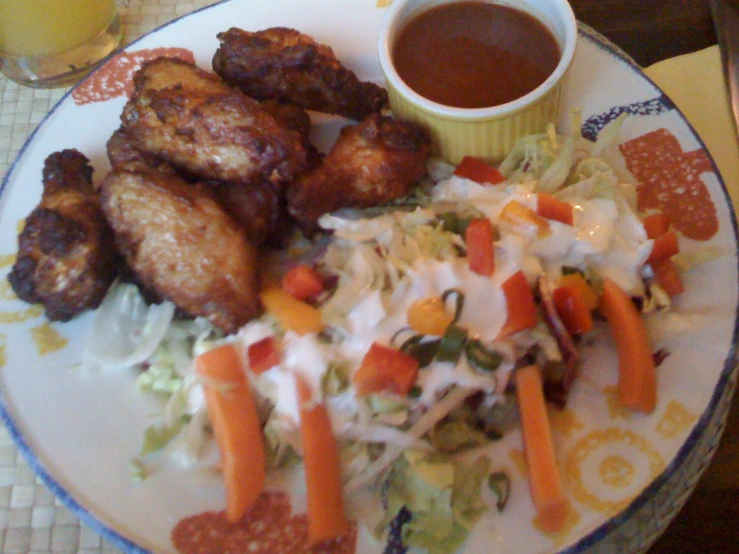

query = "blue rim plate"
0;2;737;553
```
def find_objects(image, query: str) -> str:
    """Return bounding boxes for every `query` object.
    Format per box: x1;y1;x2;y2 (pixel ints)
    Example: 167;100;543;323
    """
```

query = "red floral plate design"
0;2;737;553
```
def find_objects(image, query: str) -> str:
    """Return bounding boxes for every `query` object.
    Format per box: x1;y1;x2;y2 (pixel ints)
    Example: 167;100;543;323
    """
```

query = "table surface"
0;0;734;552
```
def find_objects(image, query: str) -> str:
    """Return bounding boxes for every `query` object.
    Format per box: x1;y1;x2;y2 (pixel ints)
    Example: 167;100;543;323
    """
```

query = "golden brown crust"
106;126;177;175
98;169;261;333
213;27;388;121
8;150;119;321
286;113;432;233
121;57;309;185
211;179;292;248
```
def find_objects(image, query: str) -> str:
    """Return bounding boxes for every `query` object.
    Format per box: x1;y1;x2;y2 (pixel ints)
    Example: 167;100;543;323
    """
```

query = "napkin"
644;45;739;209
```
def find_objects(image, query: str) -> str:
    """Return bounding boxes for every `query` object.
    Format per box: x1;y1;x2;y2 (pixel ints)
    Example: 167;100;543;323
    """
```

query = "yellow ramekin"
378;0;578;165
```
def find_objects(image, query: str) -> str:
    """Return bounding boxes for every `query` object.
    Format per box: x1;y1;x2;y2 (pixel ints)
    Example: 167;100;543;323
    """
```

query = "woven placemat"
0;2;220;552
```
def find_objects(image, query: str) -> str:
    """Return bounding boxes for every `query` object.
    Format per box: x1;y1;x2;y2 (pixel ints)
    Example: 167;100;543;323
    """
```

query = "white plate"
1;1;737;553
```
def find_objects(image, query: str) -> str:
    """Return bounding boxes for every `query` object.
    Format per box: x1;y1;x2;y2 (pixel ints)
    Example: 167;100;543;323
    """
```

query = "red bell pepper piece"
454;156;506;185
536;193;574;226
465;218;495;276
497;270;539;339
352;342;420;397
247;336;281;374
281;264;325;302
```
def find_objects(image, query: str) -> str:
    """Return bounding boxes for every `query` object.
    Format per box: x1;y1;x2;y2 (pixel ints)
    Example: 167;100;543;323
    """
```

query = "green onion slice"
406;339;441;367
466;339;503;372
441;288;465;323
437;324;468;363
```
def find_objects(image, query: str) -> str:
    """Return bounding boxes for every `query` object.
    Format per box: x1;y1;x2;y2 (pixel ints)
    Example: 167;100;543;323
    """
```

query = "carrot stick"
537;192;574;226
598;278;657;413
559;272;599;310
553;286;594;335
296;374;349;546
195;344;265;522
515;365;569;533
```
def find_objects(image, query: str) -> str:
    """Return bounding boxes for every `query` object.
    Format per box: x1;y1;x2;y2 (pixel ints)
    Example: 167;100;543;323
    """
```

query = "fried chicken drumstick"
287;113;432;233
8;150;119;321
213;27;389;121
121;57;309;185
98;169;261;334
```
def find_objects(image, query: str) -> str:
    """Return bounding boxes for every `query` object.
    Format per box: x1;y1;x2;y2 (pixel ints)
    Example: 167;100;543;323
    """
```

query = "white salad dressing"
236;167;654;431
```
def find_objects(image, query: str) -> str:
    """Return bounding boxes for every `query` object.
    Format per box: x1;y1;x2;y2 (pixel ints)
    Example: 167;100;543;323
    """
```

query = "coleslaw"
85;116;681;553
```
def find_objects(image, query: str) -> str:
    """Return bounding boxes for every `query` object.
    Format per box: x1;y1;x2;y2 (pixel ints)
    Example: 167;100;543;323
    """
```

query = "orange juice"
0;0;117;57
0;0;121;87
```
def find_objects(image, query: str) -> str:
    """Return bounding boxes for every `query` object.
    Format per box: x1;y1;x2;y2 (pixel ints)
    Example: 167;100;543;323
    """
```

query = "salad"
85;116;685;553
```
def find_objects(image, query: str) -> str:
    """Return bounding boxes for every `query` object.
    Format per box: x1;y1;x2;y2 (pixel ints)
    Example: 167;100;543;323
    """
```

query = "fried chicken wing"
98;169;261;333
8;150;119;321
286;113;432;232
213;27;389;121
106;126;176;175
121;57;308;185
211;179;291;247
259;99;323;170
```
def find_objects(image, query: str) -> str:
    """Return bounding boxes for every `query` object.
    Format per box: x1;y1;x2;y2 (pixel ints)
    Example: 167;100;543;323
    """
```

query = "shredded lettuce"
378;450;491;554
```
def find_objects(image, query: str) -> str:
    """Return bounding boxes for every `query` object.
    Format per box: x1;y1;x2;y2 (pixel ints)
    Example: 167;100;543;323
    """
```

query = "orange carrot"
195;344;265;522
465;218;496;276
454;155;506;185
295;374;349;546
537;193;574;226
559;272;599;311
646;228;679;264
553;286;594;335
652;258;685;297
643;212;672;239
260;286;323;335
599;278;657;413
281;264;325;302
515;365;569;533
247;336;281;374
497;270;539;339
352;342;420;397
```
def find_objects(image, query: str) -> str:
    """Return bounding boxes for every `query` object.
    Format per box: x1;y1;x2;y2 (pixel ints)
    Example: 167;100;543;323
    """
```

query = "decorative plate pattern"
0;3;737;554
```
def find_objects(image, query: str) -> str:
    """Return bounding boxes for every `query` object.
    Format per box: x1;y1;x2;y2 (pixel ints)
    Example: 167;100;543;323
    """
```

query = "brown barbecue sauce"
392;1;561;109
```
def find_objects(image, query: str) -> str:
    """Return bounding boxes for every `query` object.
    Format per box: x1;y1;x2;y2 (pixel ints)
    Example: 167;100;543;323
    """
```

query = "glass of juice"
0;0;122;88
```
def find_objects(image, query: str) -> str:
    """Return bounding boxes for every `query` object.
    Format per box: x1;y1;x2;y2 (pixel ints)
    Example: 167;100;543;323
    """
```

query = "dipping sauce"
392;1;561;109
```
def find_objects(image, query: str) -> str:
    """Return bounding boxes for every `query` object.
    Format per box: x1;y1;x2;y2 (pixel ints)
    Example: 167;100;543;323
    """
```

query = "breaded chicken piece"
106;126;176;175
8;150;118;321
259;98;323;170
98;169;261;333
212;179;291;247
213;27;389;121
286;113;432;233
121;57;308;185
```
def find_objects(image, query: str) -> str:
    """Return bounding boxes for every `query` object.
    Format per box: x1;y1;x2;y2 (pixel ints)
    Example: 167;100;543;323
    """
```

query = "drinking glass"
0;0;123;88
